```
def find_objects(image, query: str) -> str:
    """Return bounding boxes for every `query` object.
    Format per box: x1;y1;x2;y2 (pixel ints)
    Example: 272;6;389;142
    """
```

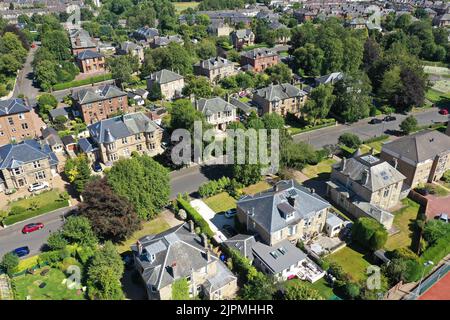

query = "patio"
308;234;347;256
286;258;326;283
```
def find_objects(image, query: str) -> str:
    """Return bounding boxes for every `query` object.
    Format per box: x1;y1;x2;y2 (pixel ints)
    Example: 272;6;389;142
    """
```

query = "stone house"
0;98;38;145
195;97;237;131
230;29;255;50
240;48;280;73
146;69;185;101
75;50;106;74
194;57;237;84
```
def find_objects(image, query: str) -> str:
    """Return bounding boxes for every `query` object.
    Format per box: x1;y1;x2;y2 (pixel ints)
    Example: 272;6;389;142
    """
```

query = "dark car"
383;115;397;122
369;118;383;124
22;223;44;234
12;246;30;257
92;162;102;172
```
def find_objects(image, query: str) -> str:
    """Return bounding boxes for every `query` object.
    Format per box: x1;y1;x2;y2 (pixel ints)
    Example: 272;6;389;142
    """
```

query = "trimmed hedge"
52;73;112;91
363;135;389;144
176;196;214;238
351;217;388;251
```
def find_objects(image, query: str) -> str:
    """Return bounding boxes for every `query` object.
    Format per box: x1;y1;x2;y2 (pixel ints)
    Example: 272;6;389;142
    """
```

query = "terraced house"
84;112;163;164
252;83;308;117
194;57;237;84
72;85;128;124
0;139;58;193
132;222;238;300
0;98;38;145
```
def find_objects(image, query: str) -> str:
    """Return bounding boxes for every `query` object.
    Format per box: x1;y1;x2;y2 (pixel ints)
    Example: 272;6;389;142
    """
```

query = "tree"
169;99;209;133
37;93;58;116
342;37;364;73
1;252;19;276
106;155;170;220
303;84;335;124
338;133;362;149
320;38;344;74
0;32;27;63
64;155;92;193
292;44;323;76
86;242;124;300
61;216;98;247
41;30;71;61
0;54;22;76
265;63;292;84
351;217;388;251
399;116;418;134
106;55;136;88
195;39;217;60
46;231;68;250
363;37;381;71
284;281;323;300
172;278;190;300
281;140;318;170
240;272;275;300
34;60;58;91
79;178;141;243
396;67;426;112
182;76;213;99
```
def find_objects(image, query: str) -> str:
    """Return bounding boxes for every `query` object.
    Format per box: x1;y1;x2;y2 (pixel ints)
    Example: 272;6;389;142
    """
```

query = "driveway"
425;195;450;219
189;199;228;242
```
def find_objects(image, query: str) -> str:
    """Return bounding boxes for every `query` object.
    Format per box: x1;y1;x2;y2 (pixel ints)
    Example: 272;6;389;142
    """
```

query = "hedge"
176;196;214;238
421;232;450;265
363;135;389;144
2;200;69;226
52;73;112;91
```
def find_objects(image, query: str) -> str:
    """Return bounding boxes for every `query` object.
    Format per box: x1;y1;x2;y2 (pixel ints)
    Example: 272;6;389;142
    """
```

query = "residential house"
146;69;185;101
433;13;450;26
252;83;308;117
132;222;238;300
69;28;97;55
195;97;237;131
314;72;343;87
152;35;184;48
268;21;290;44
230;29;255;50
48;107;70;123
41;127;64;154
208;22;233;37
0;139;59;192
119;41;145;63
86;112;163;164
327;152;406;230
380;130;450;188
194;57;237;84
236;180;331;246
0;98;38;145
75;50;106;74
61;135;77;154
72;85;128;124
133;26;160;43
240;48;280;73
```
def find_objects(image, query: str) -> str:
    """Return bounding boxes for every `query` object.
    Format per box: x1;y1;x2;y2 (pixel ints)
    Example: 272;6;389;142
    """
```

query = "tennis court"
418;271;450;300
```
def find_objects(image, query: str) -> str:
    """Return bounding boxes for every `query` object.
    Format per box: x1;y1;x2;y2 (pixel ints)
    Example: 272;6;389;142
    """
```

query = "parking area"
425;194;450;220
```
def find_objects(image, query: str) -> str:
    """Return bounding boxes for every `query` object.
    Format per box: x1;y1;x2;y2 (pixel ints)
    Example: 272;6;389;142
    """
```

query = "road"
13;45;40;106
0;206;75;258
293;108;449;149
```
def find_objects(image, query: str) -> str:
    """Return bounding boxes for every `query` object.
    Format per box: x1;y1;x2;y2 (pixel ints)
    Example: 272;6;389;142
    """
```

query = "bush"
1;252;19;276
442;170;450;183
9;206;26;216
198;177;231;198
363;135;389;144
177;196;214;238
338;133;362;149
352;218;388;251
38;250;67;267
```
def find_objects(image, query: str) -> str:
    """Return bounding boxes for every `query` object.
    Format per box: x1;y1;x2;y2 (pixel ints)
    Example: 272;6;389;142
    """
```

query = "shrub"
1;252;19;276
177;196;214;238
351;217;388;251
38;250;66;267
172;278;190;300
338;133;362;149
442;170;450;183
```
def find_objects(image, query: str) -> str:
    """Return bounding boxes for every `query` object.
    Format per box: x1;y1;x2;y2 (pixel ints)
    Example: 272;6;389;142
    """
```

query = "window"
383;189;390;197
8;117;14;125
0;131;4;136
21;123;29;130
135;134;141;140
18;113;25;120
32;161;40;168
122;137;128;144
148;132;154;139
136;144;142;151
288;225;297;236
149;143;155;150
35;171;46;180
13;167;23;175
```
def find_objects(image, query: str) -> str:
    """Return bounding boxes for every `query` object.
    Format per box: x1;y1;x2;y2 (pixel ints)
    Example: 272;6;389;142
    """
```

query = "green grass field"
327;244;371;282
173;2;200;13
384;199;420;251
203;192;236;213
13;268;86;300
241;181;271;195
302;159;337;179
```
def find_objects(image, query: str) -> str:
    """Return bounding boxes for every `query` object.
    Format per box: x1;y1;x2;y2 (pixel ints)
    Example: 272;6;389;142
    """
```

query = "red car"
22;223;44;234
439;108;449;115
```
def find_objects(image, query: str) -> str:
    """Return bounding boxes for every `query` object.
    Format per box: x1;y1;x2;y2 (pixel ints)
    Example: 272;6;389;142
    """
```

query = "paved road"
13;45;40;106
293;108;449;149
0;206;75;258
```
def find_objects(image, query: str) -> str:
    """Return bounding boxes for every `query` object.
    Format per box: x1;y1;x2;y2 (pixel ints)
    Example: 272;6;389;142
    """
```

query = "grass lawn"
361;137;390;154
425;88;450;108
3;190;69;226
241;181;271;195
17;256;40;273
427;183;449;197
173;2;199;13
302;159;337;179
13;267;86;300
327;244;371;282
116;216;171;253
203;192;236;213
384;198;420;252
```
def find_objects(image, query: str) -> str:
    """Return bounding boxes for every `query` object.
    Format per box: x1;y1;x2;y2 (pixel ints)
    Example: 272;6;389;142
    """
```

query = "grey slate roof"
334;154;406;192
241;47;278;59
69;29;96;49
88;112;158;144
0;98;31;116
229;97;257;115
195;57;234;70
224;234;256;261
41;127;63;147
61;135;76;146
254;83;307;102
315;72;343;85
76;50;103;60
196;97;236;116
237;180;331;234
147;69;184;85
0;139;58;170
252;239;306;274
232;29;254;40
48;107;70;119
381;130;450;164
72;85;126;105
153;35;183;47
134;26;159;40
78;137;98;153
131;222;236;291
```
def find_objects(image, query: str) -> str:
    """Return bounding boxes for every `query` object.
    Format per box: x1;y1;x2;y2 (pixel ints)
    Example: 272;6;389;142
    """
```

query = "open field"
173;2;199;13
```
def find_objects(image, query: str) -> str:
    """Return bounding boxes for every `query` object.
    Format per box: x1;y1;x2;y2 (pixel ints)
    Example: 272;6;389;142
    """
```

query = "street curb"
1;205;75;229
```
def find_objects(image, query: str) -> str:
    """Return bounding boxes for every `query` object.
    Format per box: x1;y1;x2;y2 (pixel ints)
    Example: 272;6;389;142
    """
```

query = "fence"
403;262;450;300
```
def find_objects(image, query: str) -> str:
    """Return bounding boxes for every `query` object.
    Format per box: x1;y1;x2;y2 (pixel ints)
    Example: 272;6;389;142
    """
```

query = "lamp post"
415;260;434;299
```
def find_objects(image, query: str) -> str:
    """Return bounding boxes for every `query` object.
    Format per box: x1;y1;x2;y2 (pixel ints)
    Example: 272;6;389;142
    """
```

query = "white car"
438;213;449;223
28;181;49;192
225;209;237;219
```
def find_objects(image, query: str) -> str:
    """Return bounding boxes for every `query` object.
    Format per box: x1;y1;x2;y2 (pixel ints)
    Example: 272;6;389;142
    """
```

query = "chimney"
310;188;315;194
341;157;347;170
287;196;296;207
189;220;195;233
201;233;208;249
137;240;143;256
393;158;398;169
170;261;177;277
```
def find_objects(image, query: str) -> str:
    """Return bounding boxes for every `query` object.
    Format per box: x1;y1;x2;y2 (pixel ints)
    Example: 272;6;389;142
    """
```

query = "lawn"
285;278;337;300
384;198;420;251
173;1;199;13
13;267;86;300
425;88;450;108
327;244;371;282
203;192;236;213
116;216;171;253
2;190;70;226
241;181;271;195
302;159;337;179
361;137;390;154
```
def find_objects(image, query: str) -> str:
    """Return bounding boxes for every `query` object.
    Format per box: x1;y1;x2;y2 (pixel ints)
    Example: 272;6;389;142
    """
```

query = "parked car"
225;209;237;219
22;223;44;234
437;213;449;223
12;246;30;257
92;162;102;172
28;181;49;192
369;118;383;124
383;115;397;122
439;108;449;115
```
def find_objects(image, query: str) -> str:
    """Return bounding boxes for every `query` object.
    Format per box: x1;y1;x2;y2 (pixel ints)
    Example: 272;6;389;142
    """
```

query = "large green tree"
303;84;335;124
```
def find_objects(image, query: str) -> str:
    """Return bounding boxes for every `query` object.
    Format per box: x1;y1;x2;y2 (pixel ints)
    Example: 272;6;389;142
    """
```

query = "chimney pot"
201;233;208;249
